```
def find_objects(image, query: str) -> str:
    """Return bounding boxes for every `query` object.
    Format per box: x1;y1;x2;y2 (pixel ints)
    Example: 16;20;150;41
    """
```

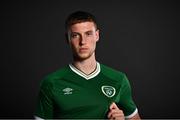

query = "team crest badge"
101;86;116;97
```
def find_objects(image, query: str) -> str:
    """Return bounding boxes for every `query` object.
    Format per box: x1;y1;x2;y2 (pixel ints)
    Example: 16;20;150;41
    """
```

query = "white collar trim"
69;62;101;80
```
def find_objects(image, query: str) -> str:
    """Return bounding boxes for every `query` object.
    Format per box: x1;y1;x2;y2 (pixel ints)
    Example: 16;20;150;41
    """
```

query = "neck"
72;53;97;75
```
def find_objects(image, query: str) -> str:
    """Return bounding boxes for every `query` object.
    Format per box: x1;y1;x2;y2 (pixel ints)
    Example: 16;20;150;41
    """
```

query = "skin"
108;102;141;120
67;21;141;120
67;21;99;74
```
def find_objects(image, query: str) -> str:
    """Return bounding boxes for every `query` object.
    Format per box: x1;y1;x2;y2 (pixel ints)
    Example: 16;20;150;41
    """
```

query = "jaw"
73;51;95;61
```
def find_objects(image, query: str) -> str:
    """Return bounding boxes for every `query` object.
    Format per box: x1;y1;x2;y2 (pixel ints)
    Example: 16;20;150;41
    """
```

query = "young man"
35;11;141;120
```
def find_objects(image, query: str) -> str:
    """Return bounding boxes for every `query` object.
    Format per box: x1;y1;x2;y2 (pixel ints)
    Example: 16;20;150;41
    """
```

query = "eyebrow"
85;30;93;33
71;32;80;34
70;30;94;35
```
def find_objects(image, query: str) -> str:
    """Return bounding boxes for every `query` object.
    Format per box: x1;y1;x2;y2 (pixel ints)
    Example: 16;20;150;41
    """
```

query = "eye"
86;31;93;36
71;33;79;39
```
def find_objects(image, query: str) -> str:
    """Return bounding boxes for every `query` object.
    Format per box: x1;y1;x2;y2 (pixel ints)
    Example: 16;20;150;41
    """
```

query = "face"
68;22;99;61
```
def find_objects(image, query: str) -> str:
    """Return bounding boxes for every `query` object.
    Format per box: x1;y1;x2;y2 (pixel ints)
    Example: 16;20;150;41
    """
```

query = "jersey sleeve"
117;74;138;118
34;78;54;119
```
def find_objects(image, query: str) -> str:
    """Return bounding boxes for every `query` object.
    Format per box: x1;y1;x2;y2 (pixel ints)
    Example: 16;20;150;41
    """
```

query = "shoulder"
100;63;127;82
40;65;70;88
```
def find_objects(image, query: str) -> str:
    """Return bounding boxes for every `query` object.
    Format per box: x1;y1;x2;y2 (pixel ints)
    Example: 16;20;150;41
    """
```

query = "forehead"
69;22;96;33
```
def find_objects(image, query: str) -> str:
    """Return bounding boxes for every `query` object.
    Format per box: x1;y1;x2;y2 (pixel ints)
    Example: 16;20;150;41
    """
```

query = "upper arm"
34;79;54;119
117;74;138;118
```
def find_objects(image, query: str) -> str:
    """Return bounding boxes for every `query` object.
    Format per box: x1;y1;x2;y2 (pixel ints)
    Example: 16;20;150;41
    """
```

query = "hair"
65;11;98;33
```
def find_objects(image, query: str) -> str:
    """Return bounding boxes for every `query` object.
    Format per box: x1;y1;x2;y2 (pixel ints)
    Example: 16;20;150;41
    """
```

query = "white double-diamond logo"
101;85;116;97
63;87;73;95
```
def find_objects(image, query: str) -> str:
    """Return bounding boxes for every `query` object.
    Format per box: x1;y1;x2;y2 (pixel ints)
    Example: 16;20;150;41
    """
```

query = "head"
65;11;99;61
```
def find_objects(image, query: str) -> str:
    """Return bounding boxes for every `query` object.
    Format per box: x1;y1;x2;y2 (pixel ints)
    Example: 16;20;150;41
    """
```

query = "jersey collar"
69;62;101;80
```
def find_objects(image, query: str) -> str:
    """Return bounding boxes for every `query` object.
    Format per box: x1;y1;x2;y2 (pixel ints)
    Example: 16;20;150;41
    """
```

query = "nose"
80;35;87;45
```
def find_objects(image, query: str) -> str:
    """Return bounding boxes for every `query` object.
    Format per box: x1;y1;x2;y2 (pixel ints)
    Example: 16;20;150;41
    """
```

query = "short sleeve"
34;79;54;119
117;74;137;118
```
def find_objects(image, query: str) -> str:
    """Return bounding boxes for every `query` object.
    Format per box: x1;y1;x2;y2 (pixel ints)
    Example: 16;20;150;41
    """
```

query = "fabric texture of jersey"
34;62;137;119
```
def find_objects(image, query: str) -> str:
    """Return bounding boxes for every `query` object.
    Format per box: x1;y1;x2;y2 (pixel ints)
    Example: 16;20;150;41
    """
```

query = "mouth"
79;47;89;52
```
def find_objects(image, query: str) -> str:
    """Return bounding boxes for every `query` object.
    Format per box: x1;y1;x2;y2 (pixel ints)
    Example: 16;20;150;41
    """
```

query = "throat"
72;60;97;75
69;62;101;80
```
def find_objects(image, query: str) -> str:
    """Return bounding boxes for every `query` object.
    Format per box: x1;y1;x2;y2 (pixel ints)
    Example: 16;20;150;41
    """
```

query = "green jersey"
35;62;137;119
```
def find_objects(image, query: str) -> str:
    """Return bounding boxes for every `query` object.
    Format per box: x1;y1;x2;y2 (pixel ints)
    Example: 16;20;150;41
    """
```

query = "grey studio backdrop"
1;0;180;119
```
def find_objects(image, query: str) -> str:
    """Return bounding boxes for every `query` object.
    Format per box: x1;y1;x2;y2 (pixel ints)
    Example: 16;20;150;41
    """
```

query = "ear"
95;29;100;42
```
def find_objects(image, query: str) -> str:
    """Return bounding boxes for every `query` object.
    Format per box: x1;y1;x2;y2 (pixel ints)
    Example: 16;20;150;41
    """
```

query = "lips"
79;47;89;52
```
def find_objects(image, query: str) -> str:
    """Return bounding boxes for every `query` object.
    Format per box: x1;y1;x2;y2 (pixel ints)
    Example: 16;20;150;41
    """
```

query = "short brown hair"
65;11;98;32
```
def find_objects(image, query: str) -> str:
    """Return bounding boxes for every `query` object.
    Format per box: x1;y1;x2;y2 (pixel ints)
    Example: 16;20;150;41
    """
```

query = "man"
34;11;141;120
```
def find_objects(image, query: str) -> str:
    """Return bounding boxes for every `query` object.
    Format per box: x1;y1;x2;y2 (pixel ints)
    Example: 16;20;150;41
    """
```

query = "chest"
51;76;122;118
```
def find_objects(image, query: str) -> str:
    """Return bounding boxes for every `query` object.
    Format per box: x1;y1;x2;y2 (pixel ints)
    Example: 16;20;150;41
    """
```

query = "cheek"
90;40;97;49
70;40;78;47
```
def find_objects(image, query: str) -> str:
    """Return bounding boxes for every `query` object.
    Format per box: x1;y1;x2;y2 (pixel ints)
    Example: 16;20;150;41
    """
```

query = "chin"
75;53;92;61
79;55;90;60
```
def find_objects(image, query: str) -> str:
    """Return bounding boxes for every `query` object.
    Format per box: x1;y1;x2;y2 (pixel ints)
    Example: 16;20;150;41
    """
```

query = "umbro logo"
63;87;73;95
